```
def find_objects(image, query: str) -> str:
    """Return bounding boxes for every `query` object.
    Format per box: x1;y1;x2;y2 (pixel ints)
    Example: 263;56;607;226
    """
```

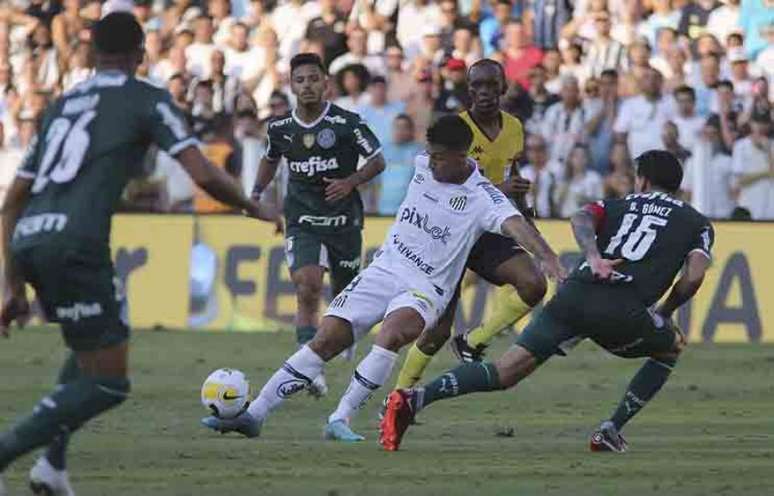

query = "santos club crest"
449;196;467;211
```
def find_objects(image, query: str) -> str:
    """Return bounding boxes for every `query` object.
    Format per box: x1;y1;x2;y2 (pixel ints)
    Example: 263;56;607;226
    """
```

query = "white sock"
248;345;325;420
328;345;397;424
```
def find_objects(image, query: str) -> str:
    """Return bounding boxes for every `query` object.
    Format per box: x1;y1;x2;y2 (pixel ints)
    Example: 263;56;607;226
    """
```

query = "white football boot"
29;457;75;496
307;373;329;398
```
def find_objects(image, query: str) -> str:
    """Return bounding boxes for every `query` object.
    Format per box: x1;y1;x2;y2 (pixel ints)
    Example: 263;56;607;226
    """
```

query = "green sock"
418;362;503;411
45;353;81;470
610;357;676;430
296;325;317;346
0;376;130;472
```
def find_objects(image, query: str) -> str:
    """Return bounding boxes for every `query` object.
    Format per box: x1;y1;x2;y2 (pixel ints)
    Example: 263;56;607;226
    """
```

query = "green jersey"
12;71;195;258
570;192;715;306
266;102;381;232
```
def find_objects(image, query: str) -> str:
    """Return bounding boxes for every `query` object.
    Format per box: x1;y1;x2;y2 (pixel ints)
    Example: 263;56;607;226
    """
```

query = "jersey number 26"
32;110;96;194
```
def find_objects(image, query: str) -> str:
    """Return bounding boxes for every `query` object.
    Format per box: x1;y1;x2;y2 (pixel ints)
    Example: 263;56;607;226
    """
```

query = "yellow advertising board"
5;215;773;342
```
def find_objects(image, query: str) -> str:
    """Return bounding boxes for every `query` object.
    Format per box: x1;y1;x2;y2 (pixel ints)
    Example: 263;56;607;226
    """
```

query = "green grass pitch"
1;327;773;495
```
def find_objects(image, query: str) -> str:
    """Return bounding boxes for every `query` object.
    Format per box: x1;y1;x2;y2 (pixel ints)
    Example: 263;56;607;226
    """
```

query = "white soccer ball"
200;368;250;419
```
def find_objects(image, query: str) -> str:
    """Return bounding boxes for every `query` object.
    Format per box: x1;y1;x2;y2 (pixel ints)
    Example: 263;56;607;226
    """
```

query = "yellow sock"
466;286;532;348
394;344;433;389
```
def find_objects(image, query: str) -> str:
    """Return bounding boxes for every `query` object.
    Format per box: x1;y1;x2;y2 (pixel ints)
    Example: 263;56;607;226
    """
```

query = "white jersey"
371;153;521;297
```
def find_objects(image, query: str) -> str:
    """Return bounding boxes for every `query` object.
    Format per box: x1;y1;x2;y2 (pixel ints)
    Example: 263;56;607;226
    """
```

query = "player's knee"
95;377;131;407
376;325;422;352
308;320;353;361
296;280;323;307
514;271;547;307
495;346;538;388
415;326;450;355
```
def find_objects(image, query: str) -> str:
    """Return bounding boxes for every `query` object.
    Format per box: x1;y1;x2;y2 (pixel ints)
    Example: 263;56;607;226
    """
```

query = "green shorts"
15;244;129;352
285;227;362;294
516;280;679;363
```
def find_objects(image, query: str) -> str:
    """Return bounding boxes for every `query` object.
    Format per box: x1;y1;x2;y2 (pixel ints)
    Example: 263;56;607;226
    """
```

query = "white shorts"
323;263;446;341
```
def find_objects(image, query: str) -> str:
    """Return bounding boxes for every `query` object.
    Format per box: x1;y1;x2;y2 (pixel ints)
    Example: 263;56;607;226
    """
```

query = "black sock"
610;357;676;430
296;326;316;346
0;377;129;472
418;362;503;410
45;353;81;470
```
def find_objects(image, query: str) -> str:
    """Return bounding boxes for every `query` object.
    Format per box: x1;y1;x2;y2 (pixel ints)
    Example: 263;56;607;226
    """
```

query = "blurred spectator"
329;26;385;76
335;63;370;111
583;11;626;78
404;66;434;141
531;0;572;50
662;120;692;162
384;45;412;102
224;22;265;83
378;114;422;215
732;113;774;220
706;0;740;44
555;143;604;218
604;141;635;198
541;75;585;167
434;58;470;115
639;0;681;47
542;48;562;93
480;0;512;56
503;20;544;89
306;0;348;67
678;0;722;50
524;65;560;133
418;24;445;66
186;15;218;78
693;52;721;116
271;0;322;63
348;0;398;56
0;114;35;204
727;47;752;101
739;0;774;59
672;85;705;151
168;73;191;113
449;27;482;66
614;67;674;158
208;0;237;47
521;134;558;218
557;39;588;86
195;114;242;213
620;38;653;96
585;68;619;174
397;0;442;60
682;114;735;218
358;75;405;147
438;0;478;53
51;0;83;65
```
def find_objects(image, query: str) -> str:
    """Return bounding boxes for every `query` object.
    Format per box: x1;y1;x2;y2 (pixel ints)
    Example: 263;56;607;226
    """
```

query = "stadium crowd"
0;0;772;218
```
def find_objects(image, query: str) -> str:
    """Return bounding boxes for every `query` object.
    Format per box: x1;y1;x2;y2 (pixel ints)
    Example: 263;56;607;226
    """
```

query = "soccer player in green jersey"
382;150;714;452
251;53;385;395
0;13;275;495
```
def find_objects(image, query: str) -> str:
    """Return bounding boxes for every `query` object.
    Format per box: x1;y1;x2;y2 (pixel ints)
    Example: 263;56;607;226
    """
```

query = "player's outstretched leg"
592;336;685;453
327;308;425;442
0;343;130;477
380;345;540;450
292;265;329;398
28;352;80;496
202;315;355;437
458;253;546;362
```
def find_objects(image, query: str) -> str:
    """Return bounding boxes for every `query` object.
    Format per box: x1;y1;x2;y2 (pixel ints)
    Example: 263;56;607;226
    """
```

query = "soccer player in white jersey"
201;115;566;441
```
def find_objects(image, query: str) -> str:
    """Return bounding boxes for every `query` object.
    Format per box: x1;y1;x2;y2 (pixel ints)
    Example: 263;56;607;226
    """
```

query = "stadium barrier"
4;215;772;342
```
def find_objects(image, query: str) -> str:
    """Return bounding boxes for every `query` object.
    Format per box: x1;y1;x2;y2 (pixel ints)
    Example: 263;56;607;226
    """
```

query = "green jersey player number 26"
252;53;385;367
0;13;276;494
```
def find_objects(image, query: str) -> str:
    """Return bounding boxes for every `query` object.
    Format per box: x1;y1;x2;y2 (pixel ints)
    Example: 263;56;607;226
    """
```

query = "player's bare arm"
0;177;33;334
323;153;386;202
251;155;282;201
176;147;277;222
657;251;711;318
500;215;565;282
570;207;622;280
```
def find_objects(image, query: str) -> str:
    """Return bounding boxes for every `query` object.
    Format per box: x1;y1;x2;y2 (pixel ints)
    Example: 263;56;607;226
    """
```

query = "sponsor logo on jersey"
338;257;361;270
323;115;347;125
55;302;103;322
316;128;336;149
413;174;425;184
353;128;374;155
392;235;435;275
282;134;293;142
14;213;68;239
298;214;348;227
410;290;434;312
398;207;452;244
477;181;506;205
288;156;340;176
449;195;467;211
302;133;316;149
